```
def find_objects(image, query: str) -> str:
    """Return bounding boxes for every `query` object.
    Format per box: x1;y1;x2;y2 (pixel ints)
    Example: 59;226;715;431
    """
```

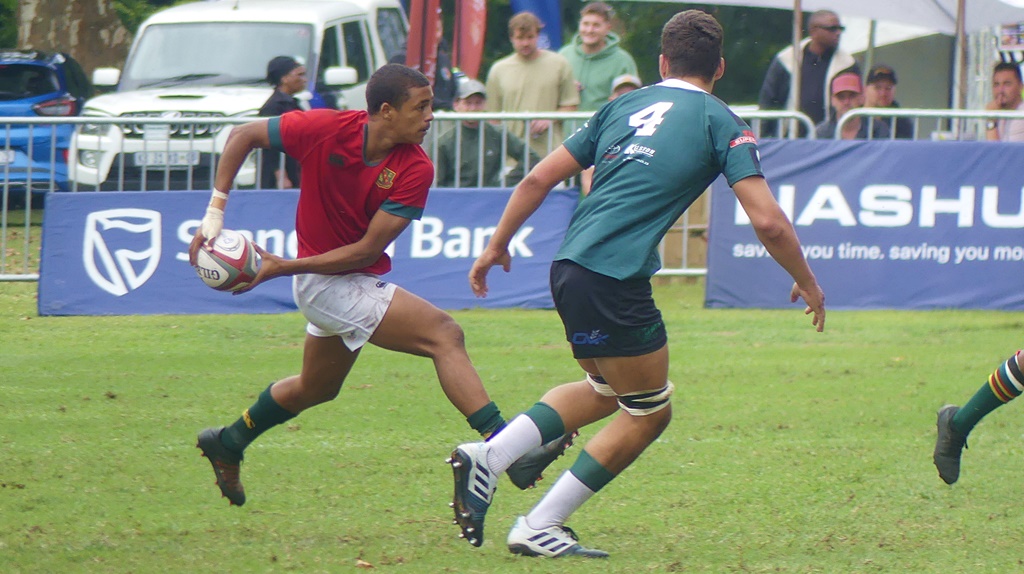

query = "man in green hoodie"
558;2;639;112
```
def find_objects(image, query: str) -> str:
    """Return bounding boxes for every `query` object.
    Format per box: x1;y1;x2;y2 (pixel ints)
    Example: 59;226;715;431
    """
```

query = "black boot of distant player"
199;383;296;505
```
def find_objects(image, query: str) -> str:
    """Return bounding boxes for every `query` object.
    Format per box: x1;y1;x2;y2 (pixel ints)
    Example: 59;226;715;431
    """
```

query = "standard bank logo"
83;209;162;296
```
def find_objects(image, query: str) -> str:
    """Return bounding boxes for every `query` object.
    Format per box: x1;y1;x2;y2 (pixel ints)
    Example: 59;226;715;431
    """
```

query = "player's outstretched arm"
732;176;825;332
469;146;583;298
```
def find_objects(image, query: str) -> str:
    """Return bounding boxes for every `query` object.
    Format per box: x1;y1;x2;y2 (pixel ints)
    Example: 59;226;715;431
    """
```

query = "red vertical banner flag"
405;0;441;84
452;0;487;80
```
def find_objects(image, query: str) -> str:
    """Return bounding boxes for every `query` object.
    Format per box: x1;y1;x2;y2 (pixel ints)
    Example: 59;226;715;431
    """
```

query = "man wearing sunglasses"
758;10;859;137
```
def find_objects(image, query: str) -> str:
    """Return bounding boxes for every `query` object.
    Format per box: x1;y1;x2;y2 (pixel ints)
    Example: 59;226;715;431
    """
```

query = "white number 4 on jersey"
629;102;673;136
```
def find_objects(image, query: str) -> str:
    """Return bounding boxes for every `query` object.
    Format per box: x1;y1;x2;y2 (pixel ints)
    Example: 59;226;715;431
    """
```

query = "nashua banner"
39;188;576;316
707;140;1024;310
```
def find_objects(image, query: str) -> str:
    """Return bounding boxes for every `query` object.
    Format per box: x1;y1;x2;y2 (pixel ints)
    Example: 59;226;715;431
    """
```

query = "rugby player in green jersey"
448;10;825;557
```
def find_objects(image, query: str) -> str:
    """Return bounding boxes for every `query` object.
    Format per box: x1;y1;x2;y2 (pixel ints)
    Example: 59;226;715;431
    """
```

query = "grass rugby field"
2;279;1023;573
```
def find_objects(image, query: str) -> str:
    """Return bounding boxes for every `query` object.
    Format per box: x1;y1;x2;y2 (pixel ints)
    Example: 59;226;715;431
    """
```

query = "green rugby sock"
569;448;617;493
952;353;1024;435
467;401;506;438
524;402;566;444
221;384;296;453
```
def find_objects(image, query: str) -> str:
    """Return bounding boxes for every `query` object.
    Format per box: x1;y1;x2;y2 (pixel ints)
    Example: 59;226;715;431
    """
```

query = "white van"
69;0;408;190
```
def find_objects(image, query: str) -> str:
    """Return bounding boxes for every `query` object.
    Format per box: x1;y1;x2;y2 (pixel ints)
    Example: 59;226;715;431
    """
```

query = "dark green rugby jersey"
560;78;763;280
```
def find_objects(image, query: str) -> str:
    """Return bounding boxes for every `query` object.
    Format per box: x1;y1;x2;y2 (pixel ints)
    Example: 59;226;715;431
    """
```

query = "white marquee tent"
622;0;1024;34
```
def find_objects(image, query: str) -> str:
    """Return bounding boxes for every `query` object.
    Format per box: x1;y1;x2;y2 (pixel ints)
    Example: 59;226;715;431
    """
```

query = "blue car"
0;50;93;204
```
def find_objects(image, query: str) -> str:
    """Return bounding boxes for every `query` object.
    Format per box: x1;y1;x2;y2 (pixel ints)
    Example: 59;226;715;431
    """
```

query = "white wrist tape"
210;189;229;203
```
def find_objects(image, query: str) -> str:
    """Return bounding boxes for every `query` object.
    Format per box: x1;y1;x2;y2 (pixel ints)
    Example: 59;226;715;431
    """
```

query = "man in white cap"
609;73;641;101
436;78;540;188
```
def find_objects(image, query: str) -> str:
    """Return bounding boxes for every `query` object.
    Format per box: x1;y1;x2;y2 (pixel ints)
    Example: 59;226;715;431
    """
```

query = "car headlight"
79;113;112;136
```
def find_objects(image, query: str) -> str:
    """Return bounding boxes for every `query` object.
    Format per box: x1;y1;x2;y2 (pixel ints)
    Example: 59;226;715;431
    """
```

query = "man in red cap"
814;72;889;140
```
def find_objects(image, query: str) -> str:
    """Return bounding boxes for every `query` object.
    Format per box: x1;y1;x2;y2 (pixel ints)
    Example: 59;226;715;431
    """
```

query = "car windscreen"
120;22;315;91
0;64;59;100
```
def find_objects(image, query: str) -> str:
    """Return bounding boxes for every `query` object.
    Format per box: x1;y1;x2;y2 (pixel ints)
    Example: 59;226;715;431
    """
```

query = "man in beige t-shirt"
486;11;580;157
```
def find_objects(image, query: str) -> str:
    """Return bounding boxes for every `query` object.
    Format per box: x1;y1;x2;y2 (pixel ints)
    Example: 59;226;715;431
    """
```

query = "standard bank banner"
39;189;576;316
707;140;1024;310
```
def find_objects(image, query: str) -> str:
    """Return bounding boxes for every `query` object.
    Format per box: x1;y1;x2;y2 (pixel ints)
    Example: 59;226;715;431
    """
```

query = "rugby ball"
194;229;261;292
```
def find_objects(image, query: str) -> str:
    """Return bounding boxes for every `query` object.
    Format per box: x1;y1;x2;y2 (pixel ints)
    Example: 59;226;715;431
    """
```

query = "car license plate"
133;150;199;167
0;150;14;165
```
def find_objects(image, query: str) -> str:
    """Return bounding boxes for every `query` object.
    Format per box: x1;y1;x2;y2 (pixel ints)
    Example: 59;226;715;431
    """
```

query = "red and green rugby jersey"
268;109;433;275
561;79;763;280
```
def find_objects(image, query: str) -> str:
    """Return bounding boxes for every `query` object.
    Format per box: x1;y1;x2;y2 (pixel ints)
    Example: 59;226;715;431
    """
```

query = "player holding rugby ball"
188;64;567;508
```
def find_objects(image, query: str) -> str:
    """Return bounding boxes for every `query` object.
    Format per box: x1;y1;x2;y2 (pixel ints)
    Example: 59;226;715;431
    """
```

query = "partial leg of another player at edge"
449;350;670;557
198;286;566;506
934;350;1024;485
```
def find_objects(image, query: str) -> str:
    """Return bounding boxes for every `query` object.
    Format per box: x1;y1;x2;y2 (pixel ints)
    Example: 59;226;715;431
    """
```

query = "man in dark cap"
864;64;914;139
436;78;540;188
259;56;306;188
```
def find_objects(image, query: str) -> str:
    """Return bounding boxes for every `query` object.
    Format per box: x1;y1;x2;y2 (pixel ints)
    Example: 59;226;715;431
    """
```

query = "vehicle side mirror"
323;66;358;87
92;68;121;87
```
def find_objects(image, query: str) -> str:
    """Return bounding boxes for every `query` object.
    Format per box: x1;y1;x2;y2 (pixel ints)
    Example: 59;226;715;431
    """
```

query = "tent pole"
789;0;802;137
865;19;877;75
956;0;967;110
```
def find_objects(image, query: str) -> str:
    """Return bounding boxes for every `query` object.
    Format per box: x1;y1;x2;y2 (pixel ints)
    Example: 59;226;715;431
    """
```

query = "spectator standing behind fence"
864;64;914;139
436;79;540;188
758;10;859;136
258;56;306;189
557;2;639;112
985;62;1024;142
814;72;889;140
486;11;580;157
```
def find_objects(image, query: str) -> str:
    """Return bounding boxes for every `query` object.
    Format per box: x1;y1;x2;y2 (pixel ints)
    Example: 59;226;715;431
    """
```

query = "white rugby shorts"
293;273;398;351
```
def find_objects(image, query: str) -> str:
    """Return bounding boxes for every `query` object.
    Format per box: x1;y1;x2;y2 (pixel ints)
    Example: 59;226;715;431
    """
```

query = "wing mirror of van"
323;66;358;87
92;68;121;87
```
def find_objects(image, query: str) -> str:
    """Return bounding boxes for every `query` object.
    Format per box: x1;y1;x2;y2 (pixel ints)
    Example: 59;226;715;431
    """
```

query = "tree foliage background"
0;0;796;105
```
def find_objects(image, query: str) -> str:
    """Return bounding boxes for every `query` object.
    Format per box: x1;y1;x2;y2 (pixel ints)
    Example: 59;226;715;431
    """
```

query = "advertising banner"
39;188;576;316
707;140;1024;310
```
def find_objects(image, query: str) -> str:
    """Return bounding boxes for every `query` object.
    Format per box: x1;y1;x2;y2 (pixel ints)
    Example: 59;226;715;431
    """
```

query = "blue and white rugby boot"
507;516;609;558
447;442;498;547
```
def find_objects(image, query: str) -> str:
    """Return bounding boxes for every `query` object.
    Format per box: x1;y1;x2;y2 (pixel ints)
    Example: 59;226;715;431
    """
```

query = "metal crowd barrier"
735;109;816;140
0;109;814;282
835;107;1024;140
